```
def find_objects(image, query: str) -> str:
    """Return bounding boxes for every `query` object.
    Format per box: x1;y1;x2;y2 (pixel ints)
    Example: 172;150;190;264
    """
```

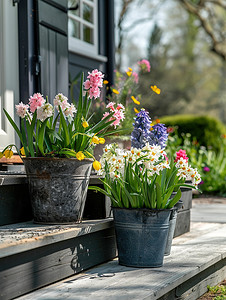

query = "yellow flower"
112;88;119;94
92;136;100;144
131;96;140;105
126;71;132;77
99;137;105;144
82;121;89;128
93;160;101;171
4;149;13;159
155;118;160;124
0;152;4;159
103;80;109;85
20;147;25;156
134;108;139;114
151;85;161;94
128;67;133;72
76;151;85;161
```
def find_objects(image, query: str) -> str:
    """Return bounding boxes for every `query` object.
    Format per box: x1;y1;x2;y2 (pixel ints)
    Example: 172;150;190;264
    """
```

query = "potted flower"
2;70;125;224
89;109;201;267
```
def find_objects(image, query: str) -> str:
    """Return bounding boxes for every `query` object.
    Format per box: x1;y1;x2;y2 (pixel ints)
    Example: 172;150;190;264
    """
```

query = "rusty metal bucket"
23;157;92;224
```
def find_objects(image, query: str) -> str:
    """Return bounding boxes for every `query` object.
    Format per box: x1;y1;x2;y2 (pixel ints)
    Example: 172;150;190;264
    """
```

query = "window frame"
68;0;99;57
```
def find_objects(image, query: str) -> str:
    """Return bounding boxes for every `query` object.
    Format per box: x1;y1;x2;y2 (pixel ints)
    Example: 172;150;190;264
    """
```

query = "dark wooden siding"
38;0;69;101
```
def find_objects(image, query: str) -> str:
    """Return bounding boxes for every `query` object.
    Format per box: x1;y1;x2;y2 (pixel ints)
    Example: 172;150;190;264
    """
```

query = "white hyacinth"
37;103;53;121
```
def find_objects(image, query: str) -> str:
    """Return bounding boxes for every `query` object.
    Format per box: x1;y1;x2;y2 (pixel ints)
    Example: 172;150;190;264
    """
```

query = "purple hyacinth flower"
131;109;152;149
149;123;168;149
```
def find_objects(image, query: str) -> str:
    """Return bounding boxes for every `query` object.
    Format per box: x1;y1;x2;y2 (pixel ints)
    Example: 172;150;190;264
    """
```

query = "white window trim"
68;0;107;62
0;1;19;151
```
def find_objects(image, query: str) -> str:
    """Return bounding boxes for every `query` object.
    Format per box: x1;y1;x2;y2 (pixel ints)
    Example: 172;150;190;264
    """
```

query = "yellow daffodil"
131;96;140;105
92;136;100;144
99;137;105;144
128;67;133;72
93;160;101;171
0;152;4;159
112;88;119;94
151;85;161;94
4;149;13;159
20;147;25;156
103;80;109;85
126;71;132;77
134;108;139;114
82;121;89;128
76;151;85;161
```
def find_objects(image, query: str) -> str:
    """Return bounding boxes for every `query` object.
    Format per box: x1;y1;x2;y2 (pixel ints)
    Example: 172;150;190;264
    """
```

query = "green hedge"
161;114;226;152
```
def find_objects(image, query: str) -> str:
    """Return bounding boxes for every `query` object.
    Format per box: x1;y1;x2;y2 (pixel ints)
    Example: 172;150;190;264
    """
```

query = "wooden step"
0;219;117;300
14;222;226;300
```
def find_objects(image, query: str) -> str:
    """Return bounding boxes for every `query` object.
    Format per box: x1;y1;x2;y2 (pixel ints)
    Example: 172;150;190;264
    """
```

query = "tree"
178;0;226;61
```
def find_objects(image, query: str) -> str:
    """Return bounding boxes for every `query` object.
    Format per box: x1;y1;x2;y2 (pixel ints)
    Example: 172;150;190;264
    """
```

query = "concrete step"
14;222;226;300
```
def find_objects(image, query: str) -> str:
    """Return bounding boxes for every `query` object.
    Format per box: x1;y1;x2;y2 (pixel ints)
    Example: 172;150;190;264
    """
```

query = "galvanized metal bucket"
164;200;183;256
112;207;171;268
23;157;93;224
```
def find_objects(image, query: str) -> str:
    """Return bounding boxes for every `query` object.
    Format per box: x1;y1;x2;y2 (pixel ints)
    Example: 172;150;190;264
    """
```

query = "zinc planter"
23;157;93;224
164;200;183;256
112;207;171;268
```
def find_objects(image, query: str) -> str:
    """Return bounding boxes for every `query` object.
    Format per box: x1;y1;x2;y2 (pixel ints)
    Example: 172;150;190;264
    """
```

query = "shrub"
161;114;226;152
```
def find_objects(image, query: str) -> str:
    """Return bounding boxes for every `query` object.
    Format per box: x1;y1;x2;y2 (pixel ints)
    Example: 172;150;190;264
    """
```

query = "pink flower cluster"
29;93;45;113
137;59;151;73
84;69;104;99
175;149;189;162
15;102;29;118
132;71;139;83
102;102;125;128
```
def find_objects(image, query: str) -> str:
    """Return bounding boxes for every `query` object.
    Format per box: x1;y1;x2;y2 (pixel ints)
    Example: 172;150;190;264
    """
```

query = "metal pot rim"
22;157;93;162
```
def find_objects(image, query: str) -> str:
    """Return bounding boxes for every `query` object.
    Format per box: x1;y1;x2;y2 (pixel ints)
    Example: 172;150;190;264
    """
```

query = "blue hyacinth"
131;109;152;148
131;109;168;149
149;123;168;149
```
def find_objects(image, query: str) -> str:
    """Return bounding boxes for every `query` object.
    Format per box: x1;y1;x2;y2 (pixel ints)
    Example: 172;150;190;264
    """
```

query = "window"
68;0;98;56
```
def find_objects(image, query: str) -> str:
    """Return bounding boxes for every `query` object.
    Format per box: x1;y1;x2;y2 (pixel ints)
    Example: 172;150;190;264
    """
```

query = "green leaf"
59;106;70;147
166;189;182;208
161;186;175;209
37;119;48;155
3;109;23;142
156;182;162;209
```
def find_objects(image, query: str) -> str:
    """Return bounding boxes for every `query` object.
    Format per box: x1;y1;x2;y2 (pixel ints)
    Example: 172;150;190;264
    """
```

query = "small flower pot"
112;207;171;268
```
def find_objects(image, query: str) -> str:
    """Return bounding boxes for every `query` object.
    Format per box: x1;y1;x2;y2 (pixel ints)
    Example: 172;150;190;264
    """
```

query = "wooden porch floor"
15;221;226;300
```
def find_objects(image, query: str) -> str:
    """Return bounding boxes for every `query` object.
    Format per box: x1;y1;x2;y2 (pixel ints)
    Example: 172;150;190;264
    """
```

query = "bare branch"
179;0;226;60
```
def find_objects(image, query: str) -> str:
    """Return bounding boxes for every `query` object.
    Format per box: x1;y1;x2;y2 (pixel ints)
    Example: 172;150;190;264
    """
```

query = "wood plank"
15;223;226;300
0;227;117;300
0;219;114;258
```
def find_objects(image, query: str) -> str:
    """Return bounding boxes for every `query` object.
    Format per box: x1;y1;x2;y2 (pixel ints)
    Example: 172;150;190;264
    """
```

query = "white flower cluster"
53;93;77;118
37;103;53;122
176;158;202;187
97;143;170;179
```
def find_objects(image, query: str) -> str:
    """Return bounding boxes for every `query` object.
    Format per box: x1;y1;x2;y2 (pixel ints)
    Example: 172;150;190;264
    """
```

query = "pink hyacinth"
84;69;104;99
132;71;139;83
137;59;151;72
15;102;29;118
102;102;125;129
106;102;116;111
29;93;45;113
175;149;189;162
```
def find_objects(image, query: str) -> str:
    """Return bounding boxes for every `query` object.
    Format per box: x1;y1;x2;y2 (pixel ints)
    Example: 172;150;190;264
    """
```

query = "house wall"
0;1;20;151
